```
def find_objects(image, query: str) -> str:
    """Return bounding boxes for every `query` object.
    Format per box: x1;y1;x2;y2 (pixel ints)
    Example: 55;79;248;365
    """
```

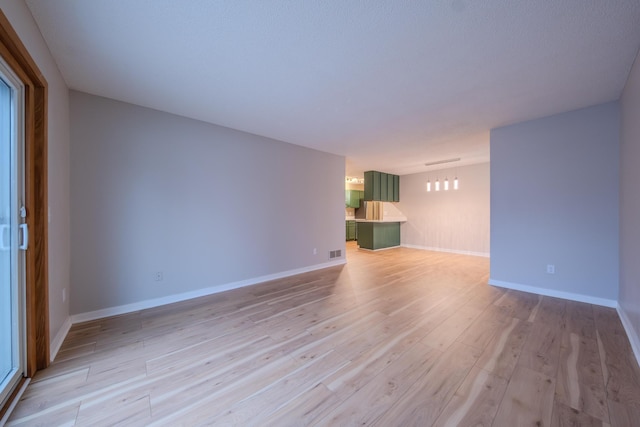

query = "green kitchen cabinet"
364;171;380;201
346;220;356;241
364;171;400;202
345;190;363;208
380;173;388;201
393;175;400;202
356;222;400;250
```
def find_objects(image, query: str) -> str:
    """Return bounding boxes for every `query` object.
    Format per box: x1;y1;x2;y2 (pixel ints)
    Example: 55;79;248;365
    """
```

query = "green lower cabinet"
346;220;357;241
356;222;400;250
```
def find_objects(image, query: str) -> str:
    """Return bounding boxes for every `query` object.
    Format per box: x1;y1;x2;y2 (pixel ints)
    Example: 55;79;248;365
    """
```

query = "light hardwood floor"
7;242;640;426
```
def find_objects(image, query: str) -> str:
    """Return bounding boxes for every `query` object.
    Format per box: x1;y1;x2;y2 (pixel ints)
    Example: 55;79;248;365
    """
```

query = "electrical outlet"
154;271;163;281
313;248;317;255
62;287;66;302
546;264;555;274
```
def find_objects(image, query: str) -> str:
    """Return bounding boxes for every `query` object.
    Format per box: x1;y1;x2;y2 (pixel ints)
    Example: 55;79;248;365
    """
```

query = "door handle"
0;224;8;250
19;223;28;250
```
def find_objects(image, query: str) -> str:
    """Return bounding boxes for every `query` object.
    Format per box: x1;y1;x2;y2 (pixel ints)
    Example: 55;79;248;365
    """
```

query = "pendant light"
423;159;462;193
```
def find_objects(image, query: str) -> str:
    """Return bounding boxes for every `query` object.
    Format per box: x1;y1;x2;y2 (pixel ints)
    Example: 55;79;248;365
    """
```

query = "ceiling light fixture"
424;158;461;167
345;176;364;184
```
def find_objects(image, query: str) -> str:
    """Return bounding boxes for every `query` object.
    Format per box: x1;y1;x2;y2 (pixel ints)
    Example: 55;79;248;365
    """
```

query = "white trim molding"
50;316;72;362
617;305;640;368
402;243;490;258
357;245;401;252
71;259;346;324
488;279;617;308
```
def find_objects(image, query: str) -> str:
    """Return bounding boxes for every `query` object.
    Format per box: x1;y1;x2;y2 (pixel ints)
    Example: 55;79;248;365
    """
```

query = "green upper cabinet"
393;175;400;202
364;171;400;202
345;189;364;208
364;171;380;201
380;173;388;201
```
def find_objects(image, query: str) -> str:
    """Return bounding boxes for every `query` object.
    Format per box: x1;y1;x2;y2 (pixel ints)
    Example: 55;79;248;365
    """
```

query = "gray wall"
398;163;490;256
620;49;640;358
1;1;71;356
70;91;345;315
490;102;619;304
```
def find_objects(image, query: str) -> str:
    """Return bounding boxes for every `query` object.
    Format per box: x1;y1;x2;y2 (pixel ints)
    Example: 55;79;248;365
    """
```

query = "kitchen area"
345;171;407;250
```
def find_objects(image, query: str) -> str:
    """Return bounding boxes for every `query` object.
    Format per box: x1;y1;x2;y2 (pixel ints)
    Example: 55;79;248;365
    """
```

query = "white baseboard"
488;279;618;308
402;243;490;258
357;245;401;252
71;259;346;324
617;305;640;368
50;316;72;362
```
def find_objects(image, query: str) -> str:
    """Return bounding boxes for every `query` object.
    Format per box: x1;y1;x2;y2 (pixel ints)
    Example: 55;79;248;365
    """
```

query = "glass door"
0;58;25;408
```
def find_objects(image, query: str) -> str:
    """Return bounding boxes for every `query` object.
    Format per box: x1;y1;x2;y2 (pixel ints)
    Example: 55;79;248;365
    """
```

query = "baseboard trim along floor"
71;259;346;324
488;279;617;308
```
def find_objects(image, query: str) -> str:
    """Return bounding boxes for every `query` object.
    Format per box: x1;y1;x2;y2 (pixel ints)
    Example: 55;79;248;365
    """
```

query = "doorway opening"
0;53;26;410
0;9;50;417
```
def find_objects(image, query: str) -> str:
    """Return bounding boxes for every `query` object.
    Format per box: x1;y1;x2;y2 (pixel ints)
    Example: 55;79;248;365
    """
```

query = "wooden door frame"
0;9;50;377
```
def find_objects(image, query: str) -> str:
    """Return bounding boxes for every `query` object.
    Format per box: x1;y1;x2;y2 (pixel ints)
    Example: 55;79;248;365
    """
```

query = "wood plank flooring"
6;242;640;426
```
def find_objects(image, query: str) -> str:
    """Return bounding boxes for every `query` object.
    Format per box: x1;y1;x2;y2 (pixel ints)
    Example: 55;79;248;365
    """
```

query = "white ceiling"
25;0;640;177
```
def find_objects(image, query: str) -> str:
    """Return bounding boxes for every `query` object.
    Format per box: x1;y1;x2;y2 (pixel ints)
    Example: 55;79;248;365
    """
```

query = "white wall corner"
616;305;640;368
50;316;72;362
70;259;346;324
488;279;618;308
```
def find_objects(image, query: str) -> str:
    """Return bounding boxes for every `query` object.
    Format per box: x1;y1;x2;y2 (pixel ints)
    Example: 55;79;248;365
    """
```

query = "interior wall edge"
49;316;72;362
488;278;618;308
618;305;640;370
69;259;346;325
